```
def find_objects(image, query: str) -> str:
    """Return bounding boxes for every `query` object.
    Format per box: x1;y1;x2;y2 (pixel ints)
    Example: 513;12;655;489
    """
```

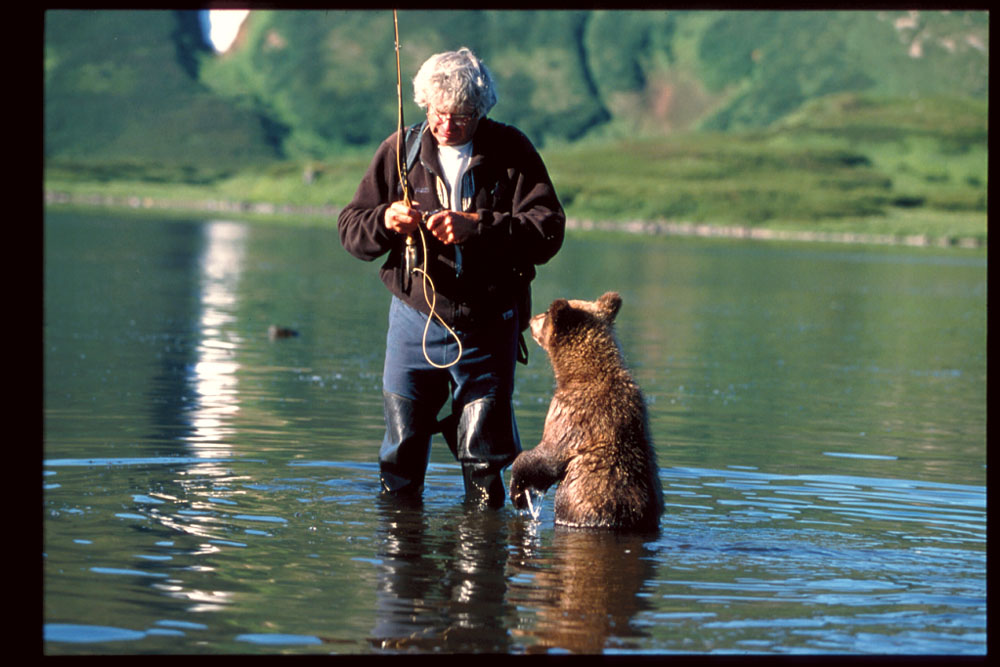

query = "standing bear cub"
510;292;663;531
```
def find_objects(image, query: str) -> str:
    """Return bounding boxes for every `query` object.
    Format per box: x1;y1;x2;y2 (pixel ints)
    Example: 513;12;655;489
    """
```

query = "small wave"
235;633;323;646
45;623;145;643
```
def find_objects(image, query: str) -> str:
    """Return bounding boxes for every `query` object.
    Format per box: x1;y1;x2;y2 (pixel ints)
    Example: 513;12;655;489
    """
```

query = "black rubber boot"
379;391;436;499
461;462;507;509
453;396;521;509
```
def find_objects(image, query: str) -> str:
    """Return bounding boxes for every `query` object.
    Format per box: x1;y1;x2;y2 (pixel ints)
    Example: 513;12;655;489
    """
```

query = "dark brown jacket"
338;118;565;330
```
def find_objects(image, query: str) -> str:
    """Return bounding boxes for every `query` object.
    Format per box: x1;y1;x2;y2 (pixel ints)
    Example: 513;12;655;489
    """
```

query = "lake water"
43;210;986;655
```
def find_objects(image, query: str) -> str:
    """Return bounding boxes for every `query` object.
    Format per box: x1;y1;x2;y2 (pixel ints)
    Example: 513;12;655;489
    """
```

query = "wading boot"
379;391;437;500
452;396;521;509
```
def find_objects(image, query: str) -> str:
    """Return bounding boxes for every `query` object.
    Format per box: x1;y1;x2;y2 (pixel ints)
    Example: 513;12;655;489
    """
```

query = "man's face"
427;106;480;146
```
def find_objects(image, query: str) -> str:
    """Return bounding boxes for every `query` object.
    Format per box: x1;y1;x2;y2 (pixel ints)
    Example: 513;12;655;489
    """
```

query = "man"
338;47;565;508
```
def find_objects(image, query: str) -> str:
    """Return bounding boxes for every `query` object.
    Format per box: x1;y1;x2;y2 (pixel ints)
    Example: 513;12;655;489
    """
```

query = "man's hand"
425;210;479;245
384;201;421;235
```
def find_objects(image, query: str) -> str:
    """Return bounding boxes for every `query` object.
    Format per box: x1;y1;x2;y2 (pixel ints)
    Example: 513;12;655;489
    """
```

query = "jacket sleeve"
469;128;565;268
337;136;399;262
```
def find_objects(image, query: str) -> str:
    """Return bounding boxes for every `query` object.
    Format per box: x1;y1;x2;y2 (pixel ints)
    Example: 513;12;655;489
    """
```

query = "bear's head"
530;292;623;371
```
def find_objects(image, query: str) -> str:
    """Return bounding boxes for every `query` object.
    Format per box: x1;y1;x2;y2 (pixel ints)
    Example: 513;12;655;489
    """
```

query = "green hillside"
45;9;988;160
44;10;282;173
195;9;613;154
194;9;988;153
43;9;987;242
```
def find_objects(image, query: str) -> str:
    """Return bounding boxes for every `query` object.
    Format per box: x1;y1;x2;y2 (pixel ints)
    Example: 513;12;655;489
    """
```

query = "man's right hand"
384;201;421;235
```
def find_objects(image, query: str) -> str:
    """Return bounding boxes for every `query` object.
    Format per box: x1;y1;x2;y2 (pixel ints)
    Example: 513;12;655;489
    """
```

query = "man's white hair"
413;47;497;118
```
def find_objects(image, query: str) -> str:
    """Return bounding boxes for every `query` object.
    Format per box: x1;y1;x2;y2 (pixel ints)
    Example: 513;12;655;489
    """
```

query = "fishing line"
393;10;463;369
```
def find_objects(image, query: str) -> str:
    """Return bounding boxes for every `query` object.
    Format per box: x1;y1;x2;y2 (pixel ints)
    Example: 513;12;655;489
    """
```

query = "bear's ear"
597;292;622;322
550;298;571;316
549;299;579;330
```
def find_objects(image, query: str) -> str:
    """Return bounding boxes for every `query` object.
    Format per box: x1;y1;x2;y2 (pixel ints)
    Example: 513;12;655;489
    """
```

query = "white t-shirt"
437;142;472;212
436;141;472;273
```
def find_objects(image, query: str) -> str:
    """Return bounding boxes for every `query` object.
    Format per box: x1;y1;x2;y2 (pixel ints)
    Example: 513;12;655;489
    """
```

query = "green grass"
44;95;987;244
45;154;371;213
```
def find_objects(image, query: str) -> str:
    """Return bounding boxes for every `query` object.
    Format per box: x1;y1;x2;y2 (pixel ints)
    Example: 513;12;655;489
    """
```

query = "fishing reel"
403;208;443;276
423;208;444;221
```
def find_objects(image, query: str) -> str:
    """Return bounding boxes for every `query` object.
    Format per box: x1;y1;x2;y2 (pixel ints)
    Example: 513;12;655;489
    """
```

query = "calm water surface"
43;210;986;654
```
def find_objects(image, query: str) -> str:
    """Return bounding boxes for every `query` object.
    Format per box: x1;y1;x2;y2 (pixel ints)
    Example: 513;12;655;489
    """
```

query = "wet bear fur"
510;292;663;531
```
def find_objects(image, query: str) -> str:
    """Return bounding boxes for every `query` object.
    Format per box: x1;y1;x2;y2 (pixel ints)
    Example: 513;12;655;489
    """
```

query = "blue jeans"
380;296;521;505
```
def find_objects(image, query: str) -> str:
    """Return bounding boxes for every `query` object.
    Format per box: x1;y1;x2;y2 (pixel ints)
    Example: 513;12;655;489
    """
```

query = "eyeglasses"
429;108;477;127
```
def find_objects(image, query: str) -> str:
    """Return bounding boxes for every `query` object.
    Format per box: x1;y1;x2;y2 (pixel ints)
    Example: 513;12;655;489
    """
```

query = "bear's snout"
529;312;548;347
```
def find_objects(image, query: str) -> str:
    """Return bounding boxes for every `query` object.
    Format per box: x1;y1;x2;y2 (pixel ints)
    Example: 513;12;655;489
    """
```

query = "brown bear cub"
510;292;663;531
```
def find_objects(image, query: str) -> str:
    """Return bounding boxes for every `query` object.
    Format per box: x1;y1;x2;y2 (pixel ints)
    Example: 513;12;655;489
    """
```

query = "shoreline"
44;190;986;250
569;218;985;250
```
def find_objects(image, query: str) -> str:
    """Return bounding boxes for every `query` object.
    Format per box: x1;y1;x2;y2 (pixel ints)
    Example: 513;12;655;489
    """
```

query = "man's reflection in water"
369;492;659;654
506;522;659;654
369;495;512;653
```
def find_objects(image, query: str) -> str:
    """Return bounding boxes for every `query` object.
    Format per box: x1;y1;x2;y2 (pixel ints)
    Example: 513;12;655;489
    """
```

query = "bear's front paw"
510;490;526;509
509;479;529;510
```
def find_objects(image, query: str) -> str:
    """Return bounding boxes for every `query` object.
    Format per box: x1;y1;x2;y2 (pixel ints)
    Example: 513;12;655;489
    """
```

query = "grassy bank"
44;95;987;247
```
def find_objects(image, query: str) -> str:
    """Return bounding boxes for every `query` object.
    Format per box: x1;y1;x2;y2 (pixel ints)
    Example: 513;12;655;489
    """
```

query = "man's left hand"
425;210;479;245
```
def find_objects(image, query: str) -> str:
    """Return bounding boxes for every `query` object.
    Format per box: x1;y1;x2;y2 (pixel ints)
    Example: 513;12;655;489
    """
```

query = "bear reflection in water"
510;292;664;531
507;524;659;653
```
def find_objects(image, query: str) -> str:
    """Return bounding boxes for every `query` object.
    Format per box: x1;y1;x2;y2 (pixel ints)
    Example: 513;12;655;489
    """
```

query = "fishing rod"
394;9;413;210
394;10;417;282
393;9;462;369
